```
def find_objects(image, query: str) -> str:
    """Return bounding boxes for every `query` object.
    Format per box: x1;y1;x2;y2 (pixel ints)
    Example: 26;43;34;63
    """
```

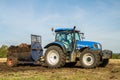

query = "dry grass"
0;58;7;62
0;59;120;80
110;59;120;63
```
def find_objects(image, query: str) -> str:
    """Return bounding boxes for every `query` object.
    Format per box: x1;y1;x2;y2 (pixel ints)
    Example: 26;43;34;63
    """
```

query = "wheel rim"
83;53;95;66
8;59;12;65
47;50;59;65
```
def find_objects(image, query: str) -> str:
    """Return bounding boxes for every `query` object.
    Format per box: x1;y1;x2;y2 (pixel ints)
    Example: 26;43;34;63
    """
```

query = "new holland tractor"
7;27;112;68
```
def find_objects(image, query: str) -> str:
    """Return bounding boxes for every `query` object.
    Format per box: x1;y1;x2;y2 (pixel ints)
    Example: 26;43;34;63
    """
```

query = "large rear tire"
45;46;66;68
80;49;100;69
7;56;18;67
99;59;109;67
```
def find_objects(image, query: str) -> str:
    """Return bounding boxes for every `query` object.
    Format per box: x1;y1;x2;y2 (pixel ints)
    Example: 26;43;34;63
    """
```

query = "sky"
0;0;120;53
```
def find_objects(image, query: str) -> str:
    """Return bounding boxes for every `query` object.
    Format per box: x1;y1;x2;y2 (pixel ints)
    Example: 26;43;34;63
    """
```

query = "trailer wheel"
99;59;109;67
45;46;66;68
7;56;18;67
80;49;100;69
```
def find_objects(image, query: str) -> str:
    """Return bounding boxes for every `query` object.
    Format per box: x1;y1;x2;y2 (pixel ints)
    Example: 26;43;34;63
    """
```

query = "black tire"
7;56;18;67
99;59;109;67
45;46;66;68
80;49;100;69
64;62;77;67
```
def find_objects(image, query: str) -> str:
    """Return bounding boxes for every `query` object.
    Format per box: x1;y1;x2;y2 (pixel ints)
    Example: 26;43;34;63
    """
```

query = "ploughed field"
0;59;120;80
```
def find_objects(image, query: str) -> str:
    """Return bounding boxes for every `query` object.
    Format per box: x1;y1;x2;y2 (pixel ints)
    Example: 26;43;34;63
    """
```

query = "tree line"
0;45;8;58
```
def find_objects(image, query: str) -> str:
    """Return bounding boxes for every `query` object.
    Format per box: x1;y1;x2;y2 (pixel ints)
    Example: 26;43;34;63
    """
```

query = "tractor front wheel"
80;49;100;69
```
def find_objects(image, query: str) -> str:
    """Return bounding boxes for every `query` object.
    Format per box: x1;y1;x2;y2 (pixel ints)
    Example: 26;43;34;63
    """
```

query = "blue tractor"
7;27;112;68
44;27;112;68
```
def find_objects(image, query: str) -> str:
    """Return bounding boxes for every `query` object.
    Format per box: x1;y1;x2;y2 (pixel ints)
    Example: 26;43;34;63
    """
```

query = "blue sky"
0;0;120;53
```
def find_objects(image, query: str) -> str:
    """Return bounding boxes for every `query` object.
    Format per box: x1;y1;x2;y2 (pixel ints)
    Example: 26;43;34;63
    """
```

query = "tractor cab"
55;28;80;51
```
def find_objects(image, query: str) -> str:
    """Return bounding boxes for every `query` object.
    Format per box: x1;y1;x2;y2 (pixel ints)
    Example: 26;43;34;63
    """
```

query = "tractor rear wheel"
80;49;100;69
99;59;109;67
45;46;66;68
7;56;18;67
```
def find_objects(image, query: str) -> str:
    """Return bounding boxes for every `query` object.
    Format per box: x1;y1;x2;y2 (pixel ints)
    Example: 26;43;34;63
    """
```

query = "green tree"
112;53;120;59
0;45;8;58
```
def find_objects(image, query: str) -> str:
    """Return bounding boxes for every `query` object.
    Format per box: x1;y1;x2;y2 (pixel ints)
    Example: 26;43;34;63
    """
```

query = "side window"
56;33;60;41
56;33;61;41
67;33;72;43
56;33;66;42
61;34;66;41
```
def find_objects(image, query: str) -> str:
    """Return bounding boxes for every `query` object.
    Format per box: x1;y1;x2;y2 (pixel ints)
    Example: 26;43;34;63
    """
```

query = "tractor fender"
44;42;66;53
79;47;101;54
79;47;90;52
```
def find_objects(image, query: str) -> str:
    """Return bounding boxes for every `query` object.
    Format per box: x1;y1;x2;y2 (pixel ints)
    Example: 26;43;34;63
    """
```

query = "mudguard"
44;42;66;53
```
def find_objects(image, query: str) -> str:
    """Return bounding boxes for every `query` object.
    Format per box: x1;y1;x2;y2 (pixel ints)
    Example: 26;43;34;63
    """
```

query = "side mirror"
81;36;85;40
81;33;84;36
80;33;85;40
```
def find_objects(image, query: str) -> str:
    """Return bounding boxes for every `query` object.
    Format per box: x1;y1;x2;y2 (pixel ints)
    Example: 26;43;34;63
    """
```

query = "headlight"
93;44;98;48
93;43;102;49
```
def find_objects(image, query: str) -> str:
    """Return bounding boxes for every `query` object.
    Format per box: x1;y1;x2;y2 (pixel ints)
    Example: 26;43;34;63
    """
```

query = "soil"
0;60;119;71
0;59;119;80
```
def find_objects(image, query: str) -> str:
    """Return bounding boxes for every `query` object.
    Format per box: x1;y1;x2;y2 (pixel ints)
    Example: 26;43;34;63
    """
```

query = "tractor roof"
55;28;74;32
55;28;80;32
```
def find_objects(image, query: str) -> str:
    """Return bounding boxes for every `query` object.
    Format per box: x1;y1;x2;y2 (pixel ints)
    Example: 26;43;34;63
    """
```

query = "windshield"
55;31;81;51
